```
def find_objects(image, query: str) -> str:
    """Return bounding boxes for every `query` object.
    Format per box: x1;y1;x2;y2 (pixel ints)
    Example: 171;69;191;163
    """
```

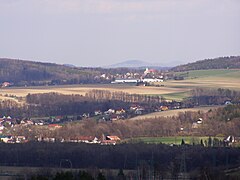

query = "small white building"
142;78;163;83
197;118;203;124
111;78;139;84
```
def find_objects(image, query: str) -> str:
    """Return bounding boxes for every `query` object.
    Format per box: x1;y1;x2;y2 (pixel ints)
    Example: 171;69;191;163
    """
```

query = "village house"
104;109;115;115
192;122;198;129
144;68;157;75
111;78;139;84
64;136;100;144
100;140;117;145
160;106;169;111
14;136;27;143
197;118;203;124
82;113;90;118
94;110;102;116
142;78;163;83
130;105;138;111
225;101;232;105
38;137;55;142
20;119;34;126
110;114;118;121
115;109;126;115
0;125;4;133
0;135;13;143
0;135;27;143
133;106;146;115
106;136;121;141
48;124;62;130
100;134;121;145
224;135;235;146
1;82;11;87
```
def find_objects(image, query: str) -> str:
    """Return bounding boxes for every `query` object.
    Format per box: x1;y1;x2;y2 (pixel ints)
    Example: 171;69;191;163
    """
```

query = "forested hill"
171;56;240;72
0;58;103;86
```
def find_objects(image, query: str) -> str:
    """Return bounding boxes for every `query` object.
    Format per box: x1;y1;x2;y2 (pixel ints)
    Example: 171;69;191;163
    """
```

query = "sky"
0;0;240;67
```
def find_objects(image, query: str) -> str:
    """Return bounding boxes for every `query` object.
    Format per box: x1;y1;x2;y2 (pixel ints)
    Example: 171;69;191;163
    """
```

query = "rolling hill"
0;58;101;86
171;56;240;71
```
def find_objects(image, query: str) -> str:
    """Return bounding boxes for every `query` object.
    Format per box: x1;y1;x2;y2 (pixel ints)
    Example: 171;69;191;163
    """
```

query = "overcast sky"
0;0;239;67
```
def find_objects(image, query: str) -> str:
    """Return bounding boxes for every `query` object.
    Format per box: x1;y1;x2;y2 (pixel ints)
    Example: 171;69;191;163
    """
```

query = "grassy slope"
177;69;240;78
129;106;222;120
125;136;224;145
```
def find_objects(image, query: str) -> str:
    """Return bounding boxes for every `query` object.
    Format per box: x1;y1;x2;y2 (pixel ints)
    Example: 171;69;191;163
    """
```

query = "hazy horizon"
1;0;240;67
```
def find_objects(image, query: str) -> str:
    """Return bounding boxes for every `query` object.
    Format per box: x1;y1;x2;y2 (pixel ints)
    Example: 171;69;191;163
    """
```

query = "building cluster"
0;133;121;145
37;135;121;145
1;68;166;88
0;135;27;143
111;69;164;84
0;114;123;145
109;68;165;84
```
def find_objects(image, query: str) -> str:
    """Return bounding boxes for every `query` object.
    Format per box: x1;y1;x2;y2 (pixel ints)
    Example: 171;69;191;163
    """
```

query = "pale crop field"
0;84;187;98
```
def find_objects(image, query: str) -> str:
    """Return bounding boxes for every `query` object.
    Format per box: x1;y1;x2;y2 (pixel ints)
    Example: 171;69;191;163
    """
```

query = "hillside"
0;58;103;86
171;56;240;71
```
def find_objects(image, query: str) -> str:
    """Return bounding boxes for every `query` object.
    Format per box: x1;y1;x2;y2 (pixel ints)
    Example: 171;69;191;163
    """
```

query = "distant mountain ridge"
105;60;171;70
171;56;240;72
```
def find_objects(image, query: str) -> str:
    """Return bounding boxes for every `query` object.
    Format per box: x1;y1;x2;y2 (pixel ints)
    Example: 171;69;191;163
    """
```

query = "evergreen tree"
181;139;185;145
97;172;106;180
208;137;212;147
117;169;126;180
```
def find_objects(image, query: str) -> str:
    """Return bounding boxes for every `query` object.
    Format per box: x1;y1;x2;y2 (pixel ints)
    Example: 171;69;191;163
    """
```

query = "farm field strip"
0;84;186;97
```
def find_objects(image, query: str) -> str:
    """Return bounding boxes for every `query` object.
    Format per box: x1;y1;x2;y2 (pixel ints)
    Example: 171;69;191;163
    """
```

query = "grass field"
125;136;224;145
0;69;239;102
161;91;190;101
129;106;222;120
155;69;240;100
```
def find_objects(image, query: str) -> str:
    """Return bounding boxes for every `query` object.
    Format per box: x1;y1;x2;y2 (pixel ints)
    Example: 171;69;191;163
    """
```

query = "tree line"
0;143;239;179
85;90;163;103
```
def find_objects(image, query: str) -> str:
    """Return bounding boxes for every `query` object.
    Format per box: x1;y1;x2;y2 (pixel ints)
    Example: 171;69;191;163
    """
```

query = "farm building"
111;78;140;84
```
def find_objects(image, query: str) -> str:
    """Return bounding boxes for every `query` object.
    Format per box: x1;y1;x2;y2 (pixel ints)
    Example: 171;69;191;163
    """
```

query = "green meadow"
125;136;224;145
